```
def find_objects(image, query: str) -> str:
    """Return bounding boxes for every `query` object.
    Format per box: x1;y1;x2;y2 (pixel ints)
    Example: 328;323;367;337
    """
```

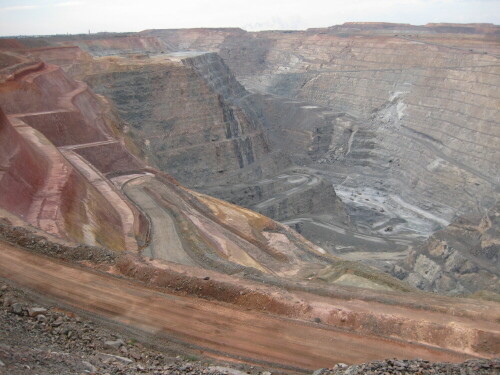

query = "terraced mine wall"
0;107;125;250
132;26;499;295
146;26;499;222
204;174;348;223
0;62;145;251
0;109;49;217
61;35;170;57
82;52;352;246
17;25;499;295
85;54;281;187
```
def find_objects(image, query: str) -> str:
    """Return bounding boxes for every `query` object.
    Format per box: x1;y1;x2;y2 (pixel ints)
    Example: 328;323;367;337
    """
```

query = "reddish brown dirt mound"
0;39;25;50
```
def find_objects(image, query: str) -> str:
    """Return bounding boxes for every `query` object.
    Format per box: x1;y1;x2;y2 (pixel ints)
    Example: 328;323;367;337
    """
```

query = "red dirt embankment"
0;39;25;50
19;111;108;147
0;64;77;114
115;254;500;360
0;242;474;372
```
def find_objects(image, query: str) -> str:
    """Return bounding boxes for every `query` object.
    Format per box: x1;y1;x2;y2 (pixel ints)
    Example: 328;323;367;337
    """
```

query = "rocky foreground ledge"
1;280;498;375
0;280;265;375
317;358;499;375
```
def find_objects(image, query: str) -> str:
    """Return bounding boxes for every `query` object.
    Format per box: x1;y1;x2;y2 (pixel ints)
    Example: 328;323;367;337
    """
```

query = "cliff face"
0;51;409;297
0;109;48;217
84;53;278;187
133;26;500;276
23;45;350;262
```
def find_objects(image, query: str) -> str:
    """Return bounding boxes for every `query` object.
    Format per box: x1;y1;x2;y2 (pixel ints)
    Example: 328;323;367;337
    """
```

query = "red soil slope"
0;60;143;250
0;109;48;217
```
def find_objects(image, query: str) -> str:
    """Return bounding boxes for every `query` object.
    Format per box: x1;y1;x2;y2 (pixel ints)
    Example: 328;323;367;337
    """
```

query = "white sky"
0;0;498;36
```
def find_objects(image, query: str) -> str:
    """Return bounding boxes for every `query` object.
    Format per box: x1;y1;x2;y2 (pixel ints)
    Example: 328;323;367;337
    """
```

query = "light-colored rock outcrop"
395;202;500;295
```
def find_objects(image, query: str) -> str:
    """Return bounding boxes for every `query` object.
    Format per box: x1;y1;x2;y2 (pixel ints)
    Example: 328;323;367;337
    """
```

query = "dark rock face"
204;170;349;224
395;202;500;295
86;53;279;188
145;26;499;224
138;26;500;294
84;52;348;250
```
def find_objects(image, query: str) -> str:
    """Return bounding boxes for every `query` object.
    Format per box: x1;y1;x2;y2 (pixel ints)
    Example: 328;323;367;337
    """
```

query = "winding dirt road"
122;175;194;265
0;242;472;372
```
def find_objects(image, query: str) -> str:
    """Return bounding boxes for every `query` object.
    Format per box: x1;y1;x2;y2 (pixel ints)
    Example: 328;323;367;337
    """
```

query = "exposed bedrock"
145;26;500;224
84;52;285;187
0;107;125;250
141;27;500;284
393;202;500;295
0;53;416;298
204;169;348;223
81;52;356;256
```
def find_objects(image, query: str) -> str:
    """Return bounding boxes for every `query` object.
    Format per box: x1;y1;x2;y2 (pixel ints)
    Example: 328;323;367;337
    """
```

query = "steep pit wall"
19;111;107;147
59;165;126;250
147;28;499;221
0;110;125;249
24;46;351;246
0;60;113;143
0;59;146;251
205;171;348;224
59;36;169;57
84;54;278;187
181;52;248;101
257;178;346;222
233;32;499;219
142;28;271;77
21;46;94;76
248;94;357;165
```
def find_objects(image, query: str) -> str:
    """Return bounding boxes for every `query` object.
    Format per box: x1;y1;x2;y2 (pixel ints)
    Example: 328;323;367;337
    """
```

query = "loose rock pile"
317;358;500;374
0;222;116;264
0;281;266;375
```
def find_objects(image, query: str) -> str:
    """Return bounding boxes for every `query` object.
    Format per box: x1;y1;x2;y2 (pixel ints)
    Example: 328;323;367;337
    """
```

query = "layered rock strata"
4;24;499;296
145;24;500;231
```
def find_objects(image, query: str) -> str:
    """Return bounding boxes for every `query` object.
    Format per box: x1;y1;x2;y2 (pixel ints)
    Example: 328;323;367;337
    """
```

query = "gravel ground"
317;358;500;375
0;280;271;375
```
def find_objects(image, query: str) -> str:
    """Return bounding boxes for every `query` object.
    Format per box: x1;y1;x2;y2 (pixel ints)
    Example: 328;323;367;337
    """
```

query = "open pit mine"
0;22;499;374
